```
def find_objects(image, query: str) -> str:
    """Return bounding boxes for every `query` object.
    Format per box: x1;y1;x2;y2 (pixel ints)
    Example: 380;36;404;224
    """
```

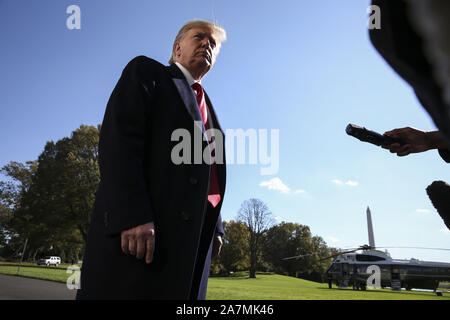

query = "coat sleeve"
215;213;224;236
99;56;156;236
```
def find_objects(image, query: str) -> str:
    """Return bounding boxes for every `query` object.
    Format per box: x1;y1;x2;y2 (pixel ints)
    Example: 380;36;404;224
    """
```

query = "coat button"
189;177;198;185
180;211;191;222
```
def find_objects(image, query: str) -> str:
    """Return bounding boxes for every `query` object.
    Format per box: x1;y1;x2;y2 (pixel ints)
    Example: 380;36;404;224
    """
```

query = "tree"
0;185;13;253
0;124;100;261
50;124;100;243
0;161;38;259
262;222;314;275
29;124;99;256
211;220;250;274
262;222;332;282
307;235;332;282
237;198;274;278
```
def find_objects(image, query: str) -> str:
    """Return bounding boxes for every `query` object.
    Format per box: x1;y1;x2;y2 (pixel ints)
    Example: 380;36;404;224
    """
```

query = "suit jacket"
76;56;226;300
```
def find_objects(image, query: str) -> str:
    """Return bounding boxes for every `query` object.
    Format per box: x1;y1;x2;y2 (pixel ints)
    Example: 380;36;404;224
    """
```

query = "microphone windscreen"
426;180;450;230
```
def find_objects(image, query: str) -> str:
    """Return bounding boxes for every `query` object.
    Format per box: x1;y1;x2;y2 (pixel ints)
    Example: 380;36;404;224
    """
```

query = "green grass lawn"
0;266;448;300
206;272;450;300
0;264;80;283
0;261;76;269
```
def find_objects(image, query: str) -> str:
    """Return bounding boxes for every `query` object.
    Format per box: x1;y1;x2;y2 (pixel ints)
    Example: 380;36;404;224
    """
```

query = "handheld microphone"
345;124;403;147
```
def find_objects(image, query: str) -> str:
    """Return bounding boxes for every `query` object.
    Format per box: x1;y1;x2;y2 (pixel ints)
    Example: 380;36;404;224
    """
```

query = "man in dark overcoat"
76;20;227;300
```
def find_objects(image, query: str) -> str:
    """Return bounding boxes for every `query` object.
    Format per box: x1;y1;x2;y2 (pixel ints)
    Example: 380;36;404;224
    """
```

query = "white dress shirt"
175;61;201;87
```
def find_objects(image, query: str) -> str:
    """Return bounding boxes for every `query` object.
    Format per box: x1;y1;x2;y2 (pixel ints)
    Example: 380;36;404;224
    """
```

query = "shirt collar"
175;61;201;87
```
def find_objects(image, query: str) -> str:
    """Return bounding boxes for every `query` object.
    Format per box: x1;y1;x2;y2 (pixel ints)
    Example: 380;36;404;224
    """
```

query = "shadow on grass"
210;271;274;280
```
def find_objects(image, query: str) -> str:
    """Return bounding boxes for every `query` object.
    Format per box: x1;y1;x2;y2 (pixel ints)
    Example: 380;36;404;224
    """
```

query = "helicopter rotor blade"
317;248;362;262
280;245;450;262
280;253;317;261
375;246;450;251
282;245;370;262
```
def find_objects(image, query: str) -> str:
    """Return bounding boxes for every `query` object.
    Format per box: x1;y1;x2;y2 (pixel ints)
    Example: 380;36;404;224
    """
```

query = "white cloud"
332;179;358;187
440;228;450;235
259;177;290;194
345;180;358;187
259;177;306;196
416;209;430;214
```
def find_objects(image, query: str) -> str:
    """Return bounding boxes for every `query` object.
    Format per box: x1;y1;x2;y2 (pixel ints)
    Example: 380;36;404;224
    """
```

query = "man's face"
174;27;220;77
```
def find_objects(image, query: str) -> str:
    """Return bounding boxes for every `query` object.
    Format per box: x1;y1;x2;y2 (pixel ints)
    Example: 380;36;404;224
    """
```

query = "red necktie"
192;82;221;208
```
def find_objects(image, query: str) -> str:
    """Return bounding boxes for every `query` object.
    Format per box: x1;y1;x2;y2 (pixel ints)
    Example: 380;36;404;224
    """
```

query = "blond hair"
169;20;227;65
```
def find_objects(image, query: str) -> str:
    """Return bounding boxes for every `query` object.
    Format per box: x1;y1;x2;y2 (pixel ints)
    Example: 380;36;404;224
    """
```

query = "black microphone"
345;124;403;147
426;180;450;230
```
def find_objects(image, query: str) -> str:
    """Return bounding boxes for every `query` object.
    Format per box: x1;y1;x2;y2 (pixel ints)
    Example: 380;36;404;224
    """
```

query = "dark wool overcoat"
76;56;226;300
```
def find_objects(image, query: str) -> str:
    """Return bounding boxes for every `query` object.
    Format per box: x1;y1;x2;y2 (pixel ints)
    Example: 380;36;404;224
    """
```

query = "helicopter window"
355;254;385;262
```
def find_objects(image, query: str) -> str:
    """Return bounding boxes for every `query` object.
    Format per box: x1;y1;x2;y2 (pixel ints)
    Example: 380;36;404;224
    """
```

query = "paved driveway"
0;274;77;300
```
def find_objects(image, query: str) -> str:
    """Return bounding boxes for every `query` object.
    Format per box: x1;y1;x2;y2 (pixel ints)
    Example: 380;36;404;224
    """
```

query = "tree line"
0;125;334;282
0;125;99;262
211;199;333;282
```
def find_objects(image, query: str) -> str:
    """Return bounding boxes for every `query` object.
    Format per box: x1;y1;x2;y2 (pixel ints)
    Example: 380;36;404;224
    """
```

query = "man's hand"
121;222;155;264
382;127;447;156
212;234;223;259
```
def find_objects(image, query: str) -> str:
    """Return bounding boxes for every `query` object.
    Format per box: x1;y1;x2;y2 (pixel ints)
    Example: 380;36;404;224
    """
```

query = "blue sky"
1;0;449;263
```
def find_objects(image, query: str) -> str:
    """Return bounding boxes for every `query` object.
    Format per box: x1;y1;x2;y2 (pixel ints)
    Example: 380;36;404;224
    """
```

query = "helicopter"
282;207;450;295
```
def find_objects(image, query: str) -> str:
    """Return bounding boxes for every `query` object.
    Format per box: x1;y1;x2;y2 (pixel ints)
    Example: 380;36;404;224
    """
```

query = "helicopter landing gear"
351;282;366;291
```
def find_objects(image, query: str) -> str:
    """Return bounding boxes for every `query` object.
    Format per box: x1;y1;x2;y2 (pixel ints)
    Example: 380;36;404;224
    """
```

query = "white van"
37;256;61;266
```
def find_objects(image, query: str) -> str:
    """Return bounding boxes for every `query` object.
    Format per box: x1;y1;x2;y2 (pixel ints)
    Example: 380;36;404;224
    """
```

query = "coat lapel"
167;64;206;135
167;64;226;190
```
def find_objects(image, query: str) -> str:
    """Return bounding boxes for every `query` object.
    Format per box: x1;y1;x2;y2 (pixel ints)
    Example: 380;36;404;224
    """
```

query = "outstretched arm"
382;127;449;156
